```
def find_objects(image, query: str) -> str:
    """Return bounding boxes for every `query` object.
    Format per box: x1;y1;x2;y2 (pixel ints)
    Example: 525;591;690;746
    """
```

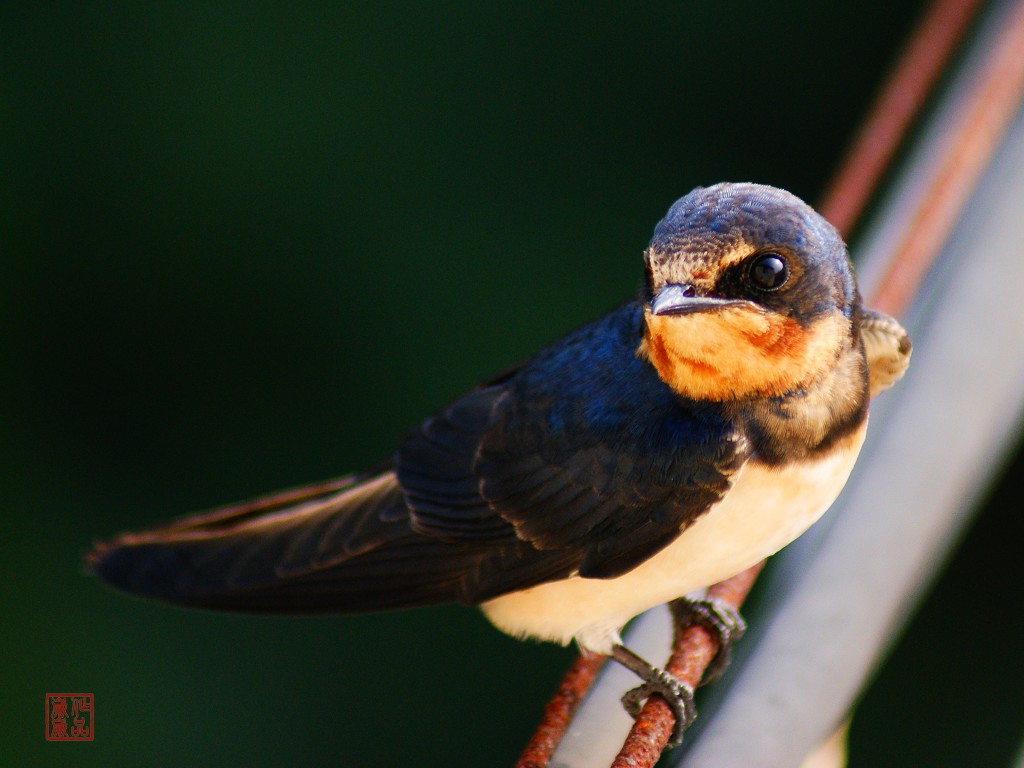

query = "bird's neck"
725;337;869;464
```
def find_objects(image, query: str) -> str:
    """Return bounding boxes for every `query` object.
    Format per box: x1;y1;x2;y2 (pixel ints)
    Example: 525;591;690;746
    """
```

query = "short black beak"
650;284;746;316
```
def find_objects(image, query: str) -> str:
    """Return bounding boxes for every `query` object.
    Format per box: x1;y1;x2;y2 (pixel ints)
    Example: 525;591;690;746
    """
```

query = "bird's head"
638;182;859;401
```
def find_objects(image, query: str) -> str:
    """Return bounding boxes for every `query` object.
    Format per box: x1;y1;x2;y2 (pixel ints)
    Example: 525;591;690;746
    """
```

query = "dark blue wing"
397;304;748;591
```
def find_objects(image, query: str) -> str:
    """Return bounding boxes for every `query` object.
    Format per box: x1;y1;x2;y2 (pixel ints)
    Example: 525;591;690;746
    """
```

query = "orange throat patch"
638;306;850;400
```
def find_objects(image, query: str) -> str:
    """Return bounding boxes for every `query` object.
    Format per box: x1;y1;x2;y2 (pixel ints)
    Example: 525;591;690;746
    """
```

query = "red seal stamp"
45;693;94;741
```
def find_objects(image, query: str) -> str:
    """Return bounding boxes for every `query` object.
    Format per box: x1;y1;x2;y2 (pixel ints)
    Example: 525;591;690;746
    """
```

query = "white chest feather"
481;423;866;653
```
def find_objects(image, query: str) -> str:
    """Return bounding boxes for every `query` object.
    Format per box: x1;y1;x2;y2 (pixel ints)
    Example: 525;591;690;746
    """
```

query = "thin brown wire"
819;0;985;237
515;653;605;768
610;564;765;767
871;0;1024;316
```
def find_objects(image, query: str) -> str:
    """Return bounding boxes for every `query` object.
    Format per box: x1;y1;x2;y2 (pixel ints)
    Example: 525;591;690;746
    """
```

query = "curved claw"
670;596;746;683
620;669;697;747
610;644;697;748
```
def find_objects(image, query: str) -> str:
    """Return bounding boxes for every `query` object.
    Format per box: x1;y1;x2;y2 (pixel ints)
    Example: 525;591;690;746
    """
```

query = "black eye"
748;252;789;290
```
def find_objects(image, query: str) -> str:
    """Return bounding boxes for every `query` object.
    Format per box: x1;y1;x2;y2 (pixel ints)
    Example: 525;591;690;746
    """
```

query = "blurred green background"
4;2;1022;766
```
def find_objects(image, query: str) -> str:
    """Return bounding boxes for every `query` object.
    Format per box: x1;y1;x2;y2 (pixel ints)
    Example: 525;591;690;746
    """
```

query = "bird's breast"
480;420;867;653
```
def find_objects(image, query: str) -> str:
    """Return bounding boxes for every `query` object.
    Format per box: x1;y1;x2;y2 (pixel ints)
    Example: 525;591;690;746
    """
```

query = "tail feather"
88;472;484;613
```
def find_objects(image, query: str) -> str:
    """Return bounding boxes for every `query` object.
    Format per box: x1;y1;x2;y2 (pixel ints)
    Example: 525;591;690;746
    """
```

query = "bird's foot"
670;595;746;683
610;644;696;749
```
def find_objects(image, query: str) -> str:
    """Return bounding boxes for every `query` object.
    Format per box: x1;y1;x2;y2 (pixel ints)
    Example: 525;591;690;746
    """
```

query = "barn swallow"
90;182;910;746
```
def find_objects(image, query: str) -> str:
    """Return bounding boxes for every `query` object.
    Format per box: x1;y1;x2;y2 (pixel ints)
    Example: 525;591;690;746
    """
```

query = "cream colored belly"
481;424;866;654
